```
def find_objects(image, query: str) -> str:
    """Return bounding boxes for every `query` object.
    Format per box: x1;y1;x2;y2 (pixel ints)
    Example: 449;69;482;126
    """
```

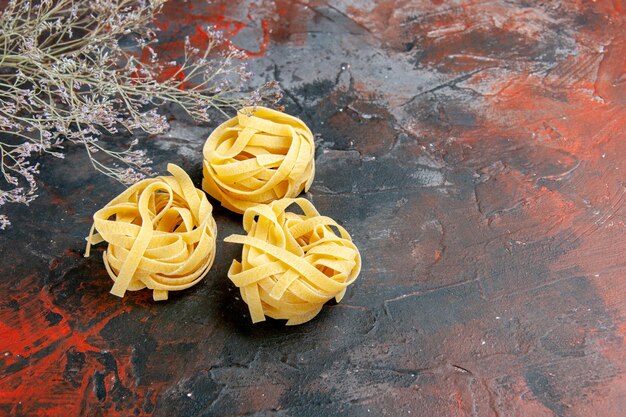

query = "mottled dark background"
1;1;625;416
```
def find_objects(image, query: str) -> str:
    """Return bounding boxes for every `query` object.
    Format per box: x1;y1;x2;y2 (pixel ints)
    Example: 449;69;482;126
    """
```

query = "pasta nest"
86;164;217;301
225;198;361;325
202;106;315;214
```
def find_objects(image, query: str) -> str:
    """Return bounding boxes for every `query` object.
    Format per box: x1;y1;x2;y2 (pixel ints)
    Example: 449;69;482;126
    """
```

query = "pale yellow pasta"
85;164;217;301
202;106;315;214
225;198;361;325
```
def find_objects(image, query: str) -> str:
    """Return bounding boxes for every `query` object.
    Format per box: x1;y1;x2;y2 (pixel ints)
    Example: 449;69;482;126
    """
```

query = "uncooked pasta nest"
224;198;361;325
202;106;315;214
86;164;217;301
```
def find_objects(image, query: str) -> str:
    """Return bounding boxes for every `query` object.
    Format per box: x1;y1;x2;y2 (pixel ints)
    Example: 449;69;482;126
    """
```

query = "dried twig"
0;0;280;229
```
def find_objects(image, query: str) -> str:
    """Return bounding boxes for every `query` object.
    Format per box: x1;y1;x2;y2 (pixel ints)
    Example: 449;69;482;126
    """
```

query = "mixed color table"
1;1;624;416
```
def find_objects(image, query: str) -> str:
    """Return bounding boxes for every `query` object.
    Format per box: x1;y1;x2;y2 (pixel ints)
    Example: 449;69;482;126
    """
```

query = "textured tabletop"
1;1;625;416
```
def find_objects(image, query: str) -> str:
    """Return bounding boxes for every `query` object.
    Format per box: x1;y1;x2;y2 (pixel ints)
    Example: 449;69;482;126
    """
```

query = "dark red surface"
1;1;625;416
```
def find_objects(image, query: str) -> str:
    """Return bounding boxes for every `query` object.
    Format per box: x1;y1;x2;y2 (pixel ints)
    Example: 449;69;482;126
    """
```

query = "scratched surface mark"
1;1;625;416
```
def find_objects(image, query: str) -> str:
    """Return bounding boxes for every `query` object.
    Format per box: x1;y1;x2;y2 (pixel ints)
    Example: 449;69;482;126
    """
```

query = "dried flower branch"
0;0;281;226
